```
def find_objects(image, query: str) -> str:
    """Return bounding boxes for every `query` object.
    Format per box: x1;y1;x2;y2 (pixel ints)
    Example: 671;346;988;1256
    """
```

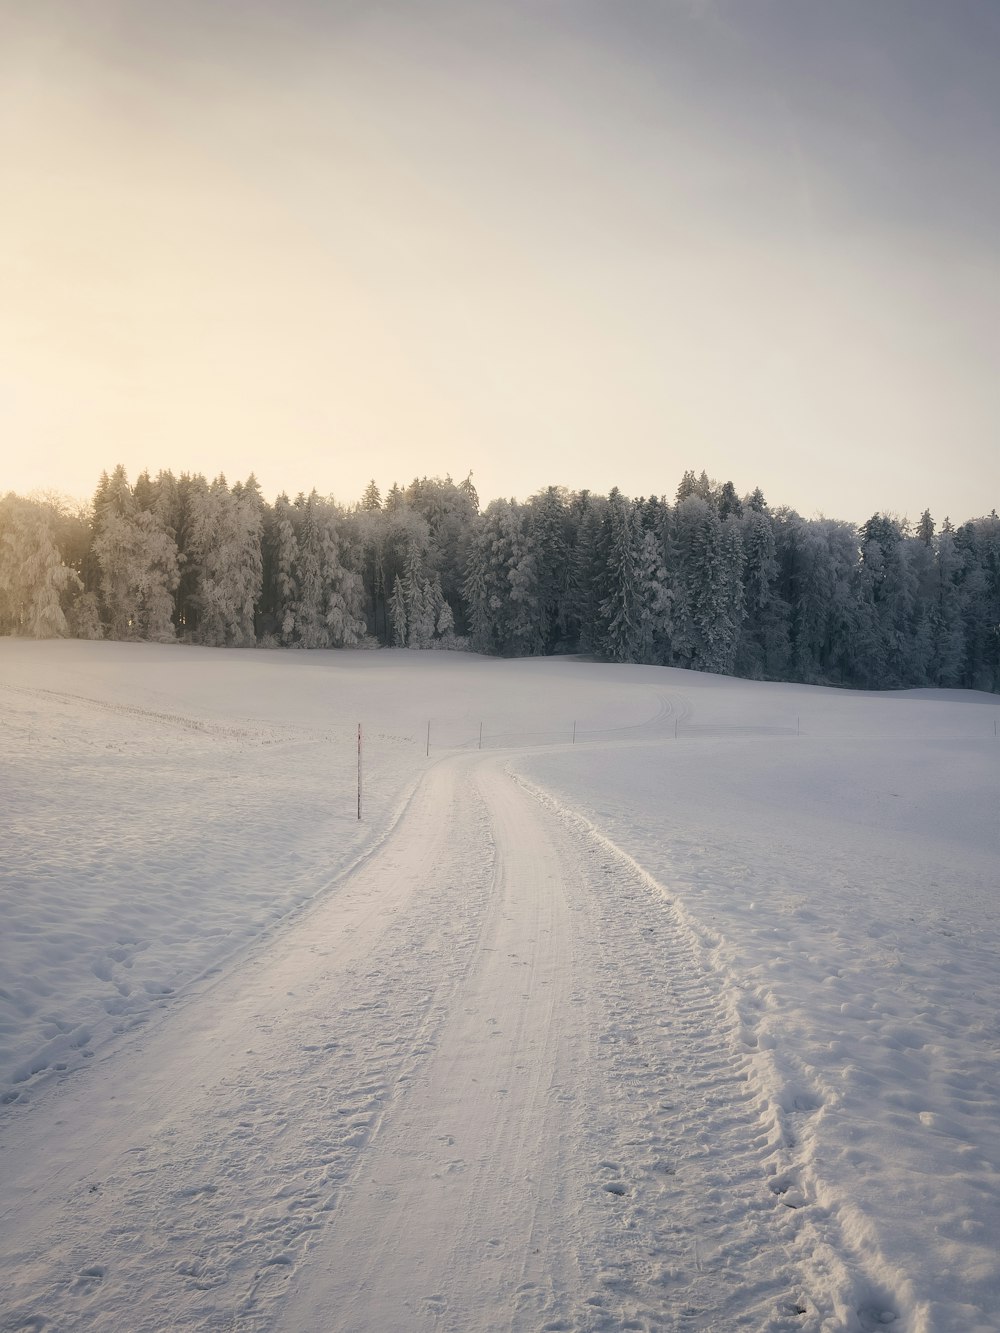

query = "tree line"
1;465;998;692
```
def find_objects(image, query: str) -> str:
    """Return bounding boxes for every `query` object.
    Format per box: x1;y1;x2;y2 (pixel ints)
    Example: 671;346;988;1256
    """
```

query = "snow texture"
1;641;998;1332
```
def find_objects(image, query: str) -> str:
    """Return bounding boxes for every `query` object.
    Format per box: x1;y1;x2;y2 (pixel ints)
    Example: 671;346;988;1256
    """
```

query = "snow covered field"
1;642;998;1331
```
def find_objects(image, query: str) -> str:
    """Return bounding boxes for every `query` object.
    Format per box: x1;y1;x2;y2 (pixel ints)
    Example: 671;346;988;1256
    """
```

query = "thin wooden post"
426;720;430;757
357;722;363;821
572;720;576;744
674;718;678;739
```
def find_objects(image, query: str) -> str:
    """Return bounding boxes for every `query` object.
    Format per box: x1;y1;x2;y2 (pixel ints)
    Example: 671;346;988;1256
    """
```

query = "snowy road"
1;747;817;1332
5;646;1000;1330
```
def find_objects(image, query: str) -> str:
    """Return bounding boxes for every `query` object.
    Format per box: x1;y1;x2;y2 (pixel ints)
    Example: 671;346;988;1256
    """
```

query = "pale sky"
2;0;998;523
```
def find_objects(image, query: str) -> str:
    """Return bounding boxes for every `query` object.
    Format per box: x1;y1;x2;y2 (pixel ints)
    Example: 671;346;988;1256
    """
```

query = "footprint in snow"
73;1264;107;1294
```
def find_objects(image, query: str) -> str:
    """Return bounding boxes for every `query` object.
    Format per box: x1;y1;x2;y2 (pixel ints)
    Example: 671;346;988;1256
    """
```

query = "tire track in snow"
513;767;904;1332
283;758;815;1331
282;758;589;1332
0;759;497;1332
505;771;808;1331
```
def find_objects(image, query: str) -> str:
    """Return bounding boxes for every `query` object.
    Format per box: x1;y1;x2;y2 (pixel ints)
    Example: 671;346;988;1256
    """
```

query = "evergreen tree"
291;491;326;648
403;544;435;647
956;514;1000;691
0;494;81;637
715;515;746;675
777;515;856;685
718;480;743;521
925;520;965;686
93;509;179;641
854;515;918;688
188;475;263;647
599;491;644;663
566;492;608;654
916;509;935;545
361;479;382;511
388;575;408;647
635;522;672;665
317;500;366;647
403;474;477;632
503;505;543;657
671;495;728;671
462;524;492;653
436;591;455;640
464;499;541;656
528;487;573;652
90;467;180;641
736;505;781;678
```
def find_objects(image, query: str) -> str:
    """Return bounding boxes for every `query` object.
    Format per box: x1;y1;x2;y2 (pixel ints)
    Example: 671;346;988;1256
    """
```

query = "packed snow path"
2;748;836;1332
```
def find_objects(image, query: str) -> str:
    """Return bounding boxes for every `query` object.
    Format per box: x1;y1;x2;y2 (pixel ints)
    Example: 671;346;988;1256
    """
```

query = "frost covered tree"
387;542;457;649
401;545;432;647
0;494;81;637
463;525;492;652
717;480;743;521
527;487;574;653
736;504;783;678
464;499;542;656
675;469;715;505
187;475;263;646
669;498;747;674
436;593;455;640
955;513;1000;692
774;513;856;685
350;484;451;648
853;515;919;688
671;495;728;671
317;501;366;647
282;491;363;648
599;490;645;663
714;515;746;675
388;574;408;647
90;467;179;641
638;497;674;664
925;520;967;687
568;493;610;654
353;506;387;642
260;492;300;644
135;470;206;636
404;474;478;627
93;509;179;641
503;509;543;656
291;492;326;648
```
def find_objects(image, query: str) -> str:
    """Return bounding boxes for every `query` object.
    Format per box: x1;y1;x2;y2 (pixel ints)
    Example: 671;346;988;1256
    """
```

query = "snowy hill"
1;641;998;1331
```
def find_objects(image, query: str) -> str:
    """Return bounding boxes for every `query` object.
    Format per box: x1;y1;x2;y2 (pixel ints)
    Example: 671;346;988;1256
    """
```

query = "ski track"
2;746;879;1331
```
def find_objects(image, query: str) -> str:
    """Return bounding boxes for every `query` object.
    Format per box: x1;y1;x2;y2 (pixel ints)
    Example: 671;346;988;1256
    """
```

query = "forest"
1;465;998;693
